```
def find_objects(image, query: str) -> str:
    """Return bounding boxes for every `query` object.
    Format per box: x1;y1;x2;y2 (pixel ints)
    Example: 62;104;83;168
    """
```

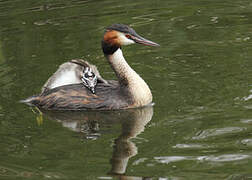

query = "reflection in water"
39;106;153;179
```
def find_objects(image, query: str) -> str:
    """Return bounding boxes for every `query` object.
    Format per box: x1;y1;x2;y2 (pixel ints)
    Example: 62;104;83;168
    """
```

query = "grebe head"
102;24;160;55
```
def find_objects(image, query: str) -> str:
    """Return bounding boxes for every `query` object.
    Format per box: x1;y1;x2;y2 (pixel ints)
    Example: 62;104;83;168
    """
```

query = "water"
1;0;252;179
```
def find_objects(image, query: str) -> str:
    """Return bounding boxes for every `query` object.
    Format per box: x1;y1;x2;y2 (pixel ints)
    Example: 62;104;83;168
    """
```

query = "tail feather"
20;95;39;106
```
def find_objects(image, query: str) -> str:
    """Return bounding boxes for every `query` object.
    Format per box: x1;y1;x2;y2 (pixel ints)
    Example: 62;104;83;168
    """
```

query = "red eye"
125;34;131;39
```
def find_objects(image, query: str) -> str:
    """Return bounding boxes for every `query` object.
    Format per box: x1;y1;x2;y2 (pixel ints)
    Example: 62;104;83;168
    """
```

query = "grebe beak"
131;33;160;47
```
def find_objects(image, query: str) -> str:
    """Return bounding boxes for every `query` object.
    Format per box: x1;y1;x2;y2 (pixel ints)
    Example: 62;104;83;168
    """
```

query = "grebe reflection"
37;106;153;178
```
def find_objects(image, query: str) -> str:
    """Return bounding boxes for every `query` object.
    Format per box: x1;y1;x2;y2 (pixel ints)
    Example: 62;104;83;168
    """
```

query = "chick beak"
131;33;160;47
91;87;95;94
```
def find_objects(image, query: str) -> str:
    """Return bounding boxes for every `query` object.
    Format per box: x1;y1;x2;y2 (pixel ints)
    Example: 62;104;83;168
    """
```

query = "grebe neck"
106;48;152;107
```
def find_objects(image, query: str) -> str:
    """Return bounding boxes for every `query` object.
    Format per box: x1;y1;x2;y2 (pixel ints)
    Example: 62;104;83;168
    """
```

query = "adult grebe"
22;24;159;110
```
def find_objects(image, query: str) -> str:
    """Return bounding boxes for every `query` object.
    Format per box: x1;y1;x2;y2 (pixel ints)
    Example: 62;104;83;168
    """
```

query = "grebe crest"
81;67;97;94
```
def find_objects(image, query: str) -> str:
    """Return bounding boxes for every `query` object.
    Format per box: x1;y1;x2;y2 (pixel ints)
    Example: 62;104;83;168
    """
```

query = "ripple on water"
192;127;246;140
155;156;189;164
200;154;250;162
98;177;113;180
241;139;252;147
154;154;250;164
132;158;148;165
226;174;252;180
0;165;65;178
172;143;209;149
241;119;252;124
0;166;19;177
243;94;252;101
243;105;252;110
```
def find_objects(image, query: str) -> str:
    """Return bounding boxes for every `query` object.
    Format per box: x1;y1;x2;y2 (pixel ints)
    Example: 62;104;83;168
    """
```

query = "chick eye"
125;34;131;39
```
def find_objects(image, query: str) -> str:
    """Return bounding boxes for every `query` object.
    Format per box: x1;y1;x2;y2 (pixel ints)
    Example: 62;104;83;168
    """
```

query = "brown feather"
28;81;134;110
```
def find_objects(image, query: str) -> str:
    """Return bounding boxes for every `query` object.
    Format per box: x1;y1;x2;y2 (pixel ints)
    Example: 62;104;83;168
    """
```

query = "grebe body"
23;24;159;110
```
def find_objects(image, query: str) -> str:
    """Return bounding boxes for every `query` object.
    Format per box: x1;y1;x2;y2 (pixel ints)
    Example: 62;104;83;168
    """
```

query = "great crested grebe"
22;24;159;110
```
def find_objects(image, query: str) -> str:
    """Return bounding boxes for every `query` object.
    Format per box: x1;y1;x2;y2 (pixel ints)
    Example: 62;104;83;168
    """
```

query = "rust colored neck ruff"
102;30;121;55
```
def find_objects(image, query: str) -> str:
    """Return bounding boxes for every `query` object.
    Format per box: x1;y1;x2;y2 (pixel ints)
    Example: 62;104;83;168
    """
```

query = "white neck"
107;48;152;107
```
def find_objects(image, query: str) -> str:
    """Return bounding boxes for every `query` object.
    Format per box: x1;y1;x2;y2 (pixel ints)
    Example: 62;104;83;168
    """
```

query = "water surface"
0;0;252;179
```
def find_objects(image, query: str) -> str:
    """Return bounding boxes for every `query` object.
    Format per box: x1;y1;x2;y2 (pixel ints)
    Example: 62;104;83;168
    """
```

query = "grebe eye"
125;34;131;39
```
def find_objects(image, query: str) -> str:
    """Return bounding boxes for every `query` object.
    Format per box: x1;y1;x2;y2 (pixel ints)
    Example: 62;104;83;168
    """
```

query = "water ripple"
192;127;246;140
200;154;250;162
155;154;250;164
172;143;210;149
131;13;162;27
240;119;252;124
155;156;188;164
241;139;252;147
243;89;252;101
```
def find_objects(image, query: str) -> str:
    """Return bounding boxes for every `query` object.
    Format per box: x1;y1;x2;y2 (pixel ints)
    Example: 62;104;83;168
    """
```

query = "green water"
1;0;252;179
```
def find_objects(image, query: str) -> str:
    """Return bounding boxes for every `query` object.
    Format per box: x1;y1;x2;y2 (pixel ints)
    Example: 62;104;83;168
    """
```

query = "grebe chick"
22;24;159;110
81;66;97;94
41;59;106;94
